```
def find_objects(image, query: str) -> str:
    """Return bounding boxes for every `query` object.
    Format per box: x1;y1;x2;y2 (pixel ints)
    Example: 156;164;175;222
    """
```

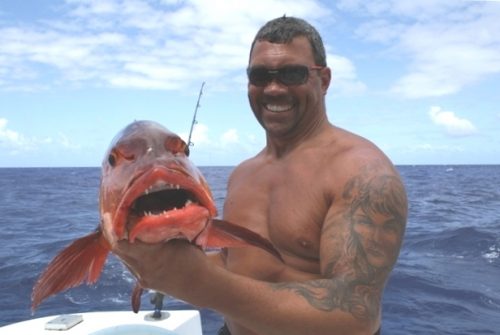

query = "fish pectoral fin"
31;230;110;311
203;219;283;262
131;282;144;313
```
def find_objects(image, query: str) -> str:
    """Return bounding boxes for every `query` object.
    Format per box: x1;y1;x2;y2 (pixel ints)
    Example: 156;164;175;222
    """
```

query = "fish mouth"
111;166;216;242
130;185;198;217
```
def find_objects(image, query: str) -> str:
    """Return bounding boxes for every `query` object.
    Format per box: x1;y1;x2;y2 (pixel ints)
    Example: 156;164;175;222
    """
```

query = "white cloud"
184;125;241;148
391;21;500;98
341;0;500;98
179;122;264;165
179;122;210;147
0;118;31;151
328;54;367;95
58;132;81;149
406;143;465;153
428;106;477;136
0;118;82;154
220;129;239;146
0;0;345;92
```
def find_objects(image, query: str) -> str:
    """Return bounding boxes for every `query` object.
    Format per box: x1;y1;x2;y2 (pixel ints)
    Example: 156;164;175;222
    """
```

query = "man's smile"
264;103;294;113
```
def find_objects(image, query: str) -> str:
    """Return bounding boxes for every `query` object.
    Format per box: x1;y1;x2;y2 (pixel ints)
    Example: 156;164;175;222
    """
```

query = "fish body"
32;120;281;311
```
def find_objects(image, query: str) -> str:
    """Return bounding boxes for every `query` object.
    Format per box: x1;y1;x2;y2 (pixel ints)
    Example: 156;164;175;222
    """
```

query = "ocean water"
0;165;499;334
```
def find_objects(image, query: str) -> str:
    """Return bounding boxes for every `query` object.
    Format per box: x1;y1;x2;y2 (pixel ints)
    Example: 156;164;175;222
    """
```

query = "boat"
0;309;202;335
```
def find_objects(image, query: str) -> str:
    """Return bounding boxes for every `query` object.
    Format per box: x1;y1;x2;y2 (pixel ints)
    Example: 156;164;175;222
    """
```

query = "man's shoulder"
329;126;379;150
227;153;265;184
325;127;393;170
232;153;263;172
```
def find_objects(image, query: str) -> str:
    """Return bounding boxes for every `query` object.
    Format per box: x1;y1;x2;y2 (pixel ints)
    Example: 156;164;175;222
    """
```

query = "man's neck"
265;117;331;159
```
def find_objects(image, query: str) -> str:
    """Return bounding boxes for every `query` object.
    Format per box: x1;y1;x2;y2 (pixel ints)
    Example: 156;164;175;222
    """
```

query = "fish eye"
107;143;137;167
165;137;188;156
108;152;117;167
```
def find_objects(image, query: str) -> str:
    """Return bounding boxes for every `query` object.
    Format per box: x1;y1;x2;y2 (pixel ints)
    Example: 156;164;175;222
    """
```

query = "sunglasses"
247;65;324;87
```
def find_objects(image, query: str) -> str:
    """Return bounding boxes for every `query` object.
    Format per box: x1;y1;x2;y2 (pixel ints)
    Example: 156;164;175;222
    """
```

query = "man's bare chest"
226;175;327;263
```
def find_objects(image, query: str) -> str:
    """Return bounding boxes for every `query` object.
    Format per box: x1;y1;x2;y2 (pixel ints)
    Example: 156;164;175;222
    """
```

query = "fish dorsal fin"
200;219;283;262
31;230;110;310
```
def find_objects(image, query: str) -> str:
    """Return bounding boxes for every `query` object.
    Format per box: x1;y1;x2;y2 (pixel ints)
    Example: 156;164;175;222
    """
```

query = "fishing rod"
187;81;205;147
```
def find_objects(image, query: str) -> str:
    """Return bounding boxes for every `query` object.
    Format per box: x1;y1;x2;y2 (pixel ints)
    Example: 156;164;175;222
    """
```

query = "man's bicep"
318;165;407;318
321;163;407;274
271;161;407;328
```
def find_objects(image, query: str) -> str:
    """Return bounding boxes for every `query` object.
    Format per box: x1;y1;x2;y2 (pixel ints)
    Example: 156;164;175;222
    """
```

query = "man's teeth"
266;104;292;112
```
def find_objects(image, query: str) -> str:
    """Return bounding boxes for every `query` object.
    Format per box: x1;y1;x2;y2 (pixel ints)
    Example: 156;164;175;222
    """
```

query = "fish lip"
112;165;216;238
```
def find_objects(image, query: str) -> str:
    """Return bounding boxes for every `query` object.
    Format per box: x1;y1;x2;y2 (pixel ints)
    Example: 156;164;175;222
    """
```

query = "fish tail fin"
31;230;110;311
202;219;283;262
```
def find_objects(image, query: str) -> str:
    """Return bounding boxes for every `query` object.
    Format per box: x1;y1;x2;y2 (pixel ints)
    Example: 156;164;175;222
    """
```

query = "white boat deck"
0;310;202;335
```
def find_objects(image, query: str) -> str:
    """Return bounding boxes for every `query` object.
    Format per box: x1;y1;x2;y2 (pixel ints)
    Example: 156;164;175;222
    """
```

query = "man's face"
247;37;330;139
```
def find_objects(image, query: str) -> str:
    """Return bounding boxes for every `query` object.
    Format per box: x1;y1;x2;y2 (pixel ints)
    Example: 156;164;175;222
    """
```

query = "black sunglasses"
247;65;323;87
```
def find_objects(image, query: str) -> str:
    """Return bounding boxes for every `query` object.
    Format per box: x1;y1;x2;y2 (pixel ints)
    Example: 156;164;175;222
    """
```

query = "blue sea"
0;165;499;334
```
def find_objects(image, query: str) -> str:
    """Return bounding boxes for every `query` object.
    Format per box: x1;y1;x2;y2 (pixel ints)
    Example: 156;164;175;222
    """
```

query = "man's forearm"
187;265;374;335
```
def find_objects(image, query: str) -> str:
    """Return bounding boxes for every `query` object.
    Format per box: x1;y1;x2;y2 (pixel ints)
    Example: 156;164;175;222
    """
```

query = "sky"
1;0;499;167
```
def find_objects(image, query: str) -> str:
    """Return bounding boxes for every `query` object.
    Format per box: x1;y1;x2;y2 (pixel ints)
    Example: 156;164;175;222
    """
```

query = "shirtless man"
114;16;407;335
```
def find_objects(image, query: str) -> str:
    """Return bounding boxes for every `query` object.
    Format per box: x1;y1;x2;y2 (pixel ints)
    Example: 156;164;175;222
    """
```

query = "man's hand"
112;239;208;296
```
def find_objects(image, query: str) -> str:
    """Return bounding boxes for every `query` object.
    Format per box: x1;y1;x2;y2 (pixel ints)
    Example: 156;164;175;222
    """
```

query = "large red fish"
32;120;281;312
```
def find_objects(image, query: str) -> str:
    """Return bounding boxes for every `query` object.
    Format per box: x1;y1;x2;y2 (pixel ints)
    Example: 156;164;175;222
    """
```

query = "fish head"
99;120;216;245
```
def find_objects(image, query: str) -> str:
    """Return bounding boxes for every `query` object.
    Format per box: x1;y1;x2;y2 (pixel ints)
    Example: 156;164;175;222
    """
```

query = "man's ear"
320;67;332;95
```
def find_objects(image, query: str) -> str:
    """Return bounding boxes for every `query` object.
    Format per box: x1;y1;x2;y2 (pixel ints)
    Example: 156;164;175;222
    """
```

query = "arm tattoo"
273;277;380;320
273;166;407;321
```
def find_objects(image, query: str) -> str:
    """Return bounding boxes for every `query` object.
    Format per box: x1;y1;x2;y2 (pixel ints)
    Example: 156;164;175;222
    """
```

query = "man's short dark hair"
249;16;327;67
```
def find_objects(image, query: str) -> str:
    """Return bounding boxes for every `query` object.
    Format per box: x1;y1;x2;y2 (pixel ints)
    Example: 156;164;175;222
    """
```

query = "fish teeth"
142;183;183;196
141;208;185;217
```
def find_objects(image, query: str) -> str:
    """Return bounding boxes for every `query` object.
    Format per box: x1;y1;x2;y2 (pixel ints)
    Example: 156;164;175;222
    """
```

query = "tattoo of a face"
272;165;407;321
341;173;407;275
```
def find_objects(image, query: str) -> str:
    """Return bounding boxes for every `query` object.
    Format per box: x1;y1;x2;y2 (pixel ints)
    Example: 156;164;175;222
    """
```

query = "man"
114;16;407;335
